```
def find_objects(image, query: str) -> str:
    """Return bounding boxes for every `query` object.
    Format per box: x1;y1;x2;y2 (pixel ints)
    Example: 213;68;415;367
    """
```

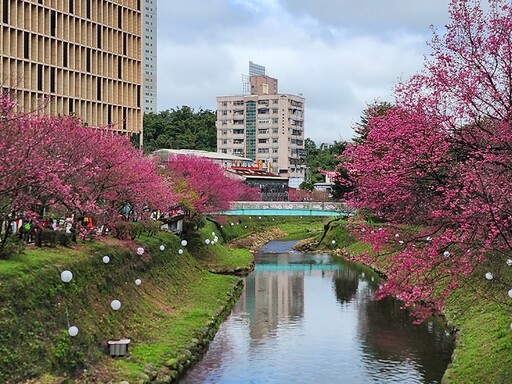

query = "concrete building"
216;65;306;186
0;0;144;144
142;0;156;113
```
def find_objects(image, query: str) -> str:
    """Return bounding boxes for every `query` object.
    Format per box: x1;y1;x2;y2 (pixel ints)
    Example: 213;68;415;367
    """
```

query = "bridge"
222;201;353;216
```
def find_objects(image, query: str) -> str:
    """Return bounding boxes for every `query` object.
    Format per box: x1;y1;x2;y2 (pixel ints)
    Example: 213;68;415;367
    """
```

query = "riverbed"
180;240;454;383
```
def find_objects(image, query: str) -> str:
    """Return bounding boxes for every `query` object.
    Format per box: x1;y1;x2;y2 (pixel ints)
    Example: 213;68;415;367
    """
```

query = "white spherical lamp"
110;299;121;311
211;232;216;237
136;247;145;255
507;259;512;266
508;289;512;299
181;239;188;247
443;251;450;257
68;326;79;337
160;245;165;251
205;239;210;245
61;270;73;283
331;240;336;244
102;255;110;264
178;249;183;254
485;272;493;280
214;236;219;242
135;278;142;286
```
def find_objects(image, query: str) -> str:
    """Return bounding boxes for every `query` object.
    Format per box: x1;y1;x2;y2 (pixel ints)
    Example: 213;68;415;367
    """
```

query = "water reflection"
181;242;454;384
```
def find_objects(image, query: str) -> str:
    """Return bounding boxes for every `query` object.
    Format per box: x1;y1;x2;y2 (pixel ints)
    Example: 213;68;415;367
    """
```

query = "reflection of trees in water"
331;258;455;383
357;289;455;383
333;267;360;304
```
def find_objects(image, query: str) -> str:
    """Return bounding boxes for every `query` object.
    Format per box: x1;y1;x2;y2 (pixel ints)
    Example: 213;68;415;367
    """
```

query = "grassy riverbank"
0;216;327;383
319;220;512;384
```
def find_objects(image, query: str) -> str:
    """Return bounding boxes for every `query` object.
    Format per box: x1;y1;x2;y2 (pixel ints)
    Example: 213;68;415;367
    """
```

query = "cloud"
156;0;451;143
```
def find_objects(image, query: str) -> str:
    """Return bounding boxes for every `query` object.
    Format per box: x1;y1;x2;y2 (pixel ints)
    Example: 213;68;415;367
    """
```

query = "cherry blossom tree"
0;97;176;255
342;0;512;321
163;154;259;225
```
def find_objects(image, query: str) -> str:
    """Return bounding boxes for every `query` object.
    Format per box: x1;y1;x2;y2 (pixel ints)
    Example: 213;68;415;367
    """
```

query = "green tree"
141;106;217;153
304;140;346;184
353;100;394;144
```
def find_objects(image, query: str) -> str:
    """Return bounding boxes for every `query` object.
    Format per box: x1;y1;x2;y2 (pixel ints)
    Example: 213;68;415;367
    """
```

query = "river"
180;240;455;383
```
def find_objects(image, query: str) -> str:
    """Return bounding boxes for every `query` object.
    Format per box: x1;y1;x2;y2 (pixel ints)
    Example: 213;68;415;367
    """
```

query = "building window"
123;33;127;55
50;11;56;36
37;65;43;91
3;0;8;23
97;26;102;49
24;32;30;59
86;48;91;72
50;67;55;93
97;78;101;101
63;42;68;67
69;0;74;13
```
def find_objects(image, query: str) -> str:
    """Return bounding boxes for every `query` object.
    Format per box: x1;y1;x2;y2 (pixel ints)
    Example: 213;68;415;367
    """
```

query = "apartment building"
142;0;156;113
0;0;144;143
216;69;306;184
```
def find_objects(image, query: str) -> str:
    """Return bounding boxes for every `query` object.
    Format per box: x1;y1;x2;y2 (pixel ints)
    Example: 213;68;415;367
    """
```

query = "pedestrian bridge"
223;201;352;216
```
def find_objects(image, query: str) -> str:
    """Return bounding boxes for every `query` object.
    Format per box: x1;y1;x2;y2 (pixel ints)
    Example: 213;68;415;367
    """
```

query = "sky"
156;0;453;145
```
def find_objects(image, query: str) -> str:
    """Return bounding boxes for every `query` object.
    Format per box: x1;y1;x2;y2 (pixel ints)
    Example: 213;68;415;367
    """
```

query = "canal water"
180;241;455;384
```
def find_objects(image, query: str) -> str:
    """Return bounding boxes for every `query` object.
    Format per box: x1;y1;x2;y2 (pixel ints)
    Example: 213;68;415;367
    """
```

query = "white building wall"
216;93;305;180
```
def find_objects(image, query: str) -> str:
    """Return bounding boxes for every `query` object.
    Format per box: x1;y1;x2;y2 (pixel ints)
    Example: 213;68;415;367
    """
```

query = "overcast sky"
156;0;452;144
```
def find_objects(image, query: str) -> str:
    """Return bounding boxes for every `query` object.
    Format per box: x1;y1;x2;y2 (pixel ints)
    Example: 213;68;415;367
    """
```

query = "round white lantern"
214;236;219;242
395;233;400;238
230;222;234;226
111;299;121;311
205;239;211;245
508;289;512;298
485;272;493;280
136;247;145;255
331;240;336;244
211;232;216;237
443;251;450;257
102;255;110;264
507;259;512;266
426;236;432;241
68;326;79;337
135;278;142;286
61;270;73;283
181;239;188;247
399;240;404;245
178;249;183;254
160;245;165;251
258;216;261;219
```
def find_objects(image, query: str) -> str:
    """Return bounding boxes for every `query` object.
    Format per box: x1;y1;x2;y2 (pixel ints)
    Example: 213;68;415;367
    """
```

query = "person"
23;221;32;242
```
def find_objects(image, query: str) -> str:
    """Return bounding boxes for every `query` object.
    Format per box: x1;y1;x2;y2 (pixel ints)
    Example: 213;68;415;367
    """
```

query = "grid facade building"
217;74;306;181
0;0;143;139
